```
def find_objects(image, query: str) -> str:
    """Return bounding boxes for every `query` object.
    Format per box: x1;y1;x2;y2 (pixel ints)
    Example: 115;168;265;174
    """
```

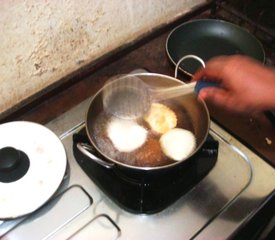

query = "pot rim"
85;72;210;171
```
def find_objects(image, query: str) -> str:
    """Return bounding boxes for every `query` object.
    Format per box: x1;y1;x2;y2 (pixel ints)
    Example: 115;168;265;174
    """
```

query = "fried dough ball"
107;118;147;152
160;128;196;161
144;103;177;134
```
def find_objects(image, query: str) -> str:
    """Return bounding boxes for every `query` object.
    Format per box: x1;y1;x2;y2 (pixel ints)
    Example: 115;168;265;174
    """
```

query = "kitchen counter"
1;11;274;167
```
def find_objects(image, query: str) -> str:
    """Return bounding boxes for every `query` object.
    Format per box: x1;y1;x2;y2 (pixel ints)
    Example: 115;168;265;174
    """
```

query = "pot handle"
77;143;114;169
174;54;205;79
174;54;220;93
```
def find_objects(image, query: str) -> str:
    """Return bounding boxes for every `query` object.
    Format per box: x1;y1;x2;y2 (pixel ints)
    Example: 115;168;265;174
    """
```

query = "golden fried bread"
144;103;177;134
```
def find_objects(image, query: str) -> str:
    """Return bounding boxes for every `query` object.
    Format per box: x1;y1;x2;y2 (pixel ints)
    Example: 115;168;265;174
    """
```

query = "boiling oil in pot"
91;100;195;167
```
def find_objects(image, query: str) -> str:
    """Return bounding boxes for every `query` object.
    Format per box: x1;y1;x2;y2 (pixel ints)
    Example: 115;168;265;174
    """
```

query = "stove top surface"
73;127;219;214
1;93;274;240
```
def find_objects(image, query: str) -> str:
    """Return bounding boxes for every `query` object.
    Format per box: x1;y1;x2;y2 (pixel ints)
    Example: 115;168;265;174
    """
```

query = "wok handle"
77;143;114;169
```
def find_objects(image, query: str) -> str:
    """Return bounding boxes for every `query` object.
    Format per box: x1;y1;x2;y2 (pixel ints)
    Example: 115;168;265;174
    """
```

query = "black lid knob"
0;147;30;183
0;147;20;172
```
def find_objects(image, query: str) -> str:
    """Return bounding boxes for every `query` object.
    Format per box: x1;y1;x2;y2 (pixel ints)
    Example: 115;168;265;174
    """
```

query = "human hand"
192;55;275;113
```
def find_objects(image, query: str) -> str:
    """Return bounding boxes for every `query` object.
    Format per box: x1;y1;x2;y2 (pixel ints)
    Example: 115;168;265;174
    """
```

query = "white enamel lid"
0;121;67;219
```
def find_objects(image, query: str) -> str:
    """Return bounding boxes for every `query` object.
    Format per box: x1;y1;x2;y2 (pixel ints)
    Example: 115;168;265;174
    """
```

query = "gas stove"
1;1;275;238
1;90;274;239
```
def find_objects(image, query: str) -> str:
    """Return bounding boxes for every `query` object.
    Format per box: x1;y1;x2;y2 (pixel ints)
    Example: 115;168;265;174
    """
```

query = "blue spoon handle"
194;81;220;94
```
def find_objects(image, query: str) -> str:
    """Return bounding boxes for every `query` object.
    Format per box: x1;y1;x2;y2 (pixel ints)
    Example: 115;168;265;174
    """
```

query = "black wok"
166;19;265;76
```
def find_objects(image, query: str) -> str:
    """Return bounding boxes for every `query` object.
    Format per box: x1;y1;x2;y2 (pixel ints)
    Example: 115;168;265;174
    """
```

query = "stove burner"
73;127;218;214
